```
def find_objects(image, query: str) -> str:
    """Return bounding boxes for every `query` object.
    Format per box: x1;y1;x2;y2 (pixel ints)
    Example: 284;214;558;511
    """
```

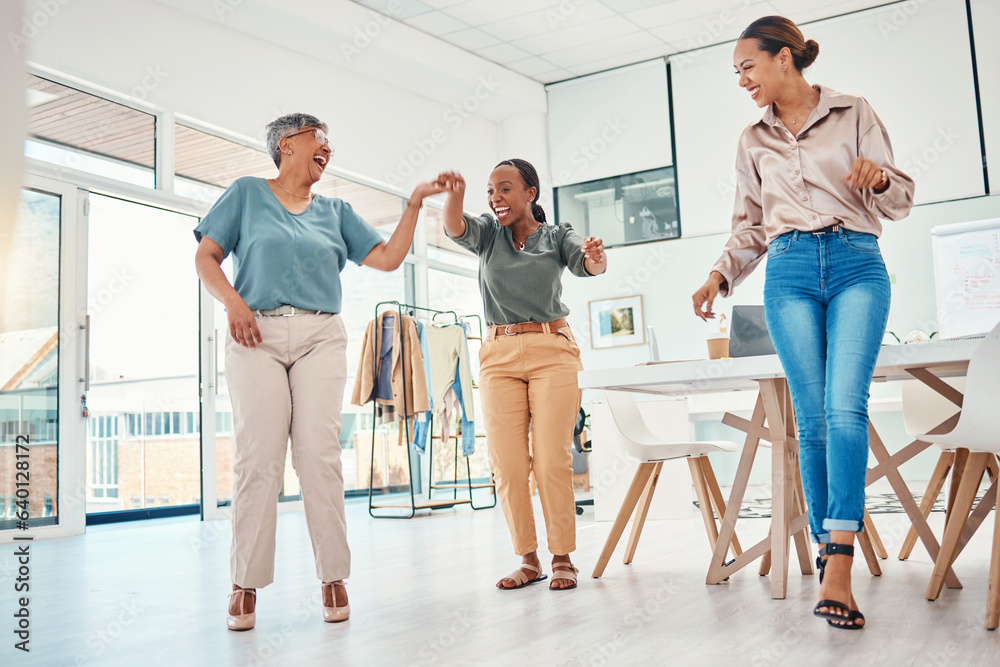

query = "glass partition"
554;166;679;248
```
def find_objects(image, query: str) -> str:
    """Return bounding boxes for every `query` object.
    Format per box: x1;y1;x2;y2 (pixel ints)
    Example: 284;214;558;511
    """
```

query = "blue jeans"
763;229;890;543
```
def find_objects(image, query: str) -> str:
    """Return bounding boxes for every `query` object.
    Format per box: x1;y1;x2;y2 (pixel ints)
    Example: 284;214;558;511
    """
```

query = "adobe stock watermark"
382;76;503;188
668;0;751;72
7;0;72;54
546;0;586;30
409;609;474;667
74;600;142;666
877;0;932;40
340;0;403;64
570;576;682;667
899;126;960;183
551;117;629;188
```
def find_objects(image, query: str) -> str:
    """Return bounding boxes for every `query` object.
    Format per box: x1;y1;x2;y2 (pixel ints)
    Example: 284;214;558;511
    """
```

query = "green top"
450;212;592;326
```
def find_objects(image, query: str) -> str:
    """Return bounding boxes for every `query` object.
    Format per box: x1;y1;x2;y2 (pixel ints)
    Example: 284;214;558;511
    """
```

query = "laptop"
729;305;776;357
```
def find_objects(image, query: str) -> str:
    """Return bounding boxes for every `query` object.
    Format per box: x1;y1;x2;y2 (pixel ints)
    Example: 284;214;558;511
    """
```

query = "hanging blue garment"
375;314;396;401
411;320;434;454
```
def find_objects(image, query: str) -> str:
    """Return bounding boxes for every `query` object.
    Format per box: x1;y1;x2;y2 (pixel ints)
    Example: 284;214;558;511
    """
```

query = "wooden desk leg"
899;451;955;560
706;394;767;585
867;422;962;589
761;378;793;599
624;462;662;565
927;452;989;600
592;463;655;579
699;456;743;557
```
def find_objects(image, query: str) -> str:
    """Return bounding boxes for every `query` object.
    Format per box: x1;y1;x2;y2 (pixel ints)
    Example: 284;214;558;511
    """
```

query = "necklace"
511;223;539;251
273;178;312;200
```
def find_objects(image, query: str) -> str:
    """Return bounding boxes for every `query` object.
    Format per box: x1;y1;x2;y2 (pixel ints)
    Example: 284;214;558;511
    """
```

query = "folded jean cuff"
812;532;831;544
822;518;863;534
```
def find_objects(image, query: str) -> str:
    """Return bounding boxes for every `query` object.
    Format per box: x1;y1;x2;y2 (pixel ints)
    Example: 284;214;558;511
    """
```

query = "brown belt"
487;318;569;338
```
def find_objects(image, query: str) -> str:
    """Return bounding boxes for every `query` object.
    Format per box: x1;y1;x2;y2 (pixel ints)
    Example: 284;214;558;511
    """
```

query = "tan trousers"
480;327;582;556
227;313;350;588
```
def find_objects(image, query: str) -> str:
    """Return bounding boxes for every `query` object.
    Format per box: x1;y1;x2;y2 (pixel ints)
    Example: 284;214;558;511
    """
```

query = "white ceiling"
353;0;889;83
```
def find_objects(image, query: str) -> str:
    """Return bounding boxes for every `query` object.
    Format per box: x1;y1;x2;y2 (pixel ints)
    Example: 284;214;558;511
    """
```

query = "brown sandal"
549;563;579;590
497;563;548;589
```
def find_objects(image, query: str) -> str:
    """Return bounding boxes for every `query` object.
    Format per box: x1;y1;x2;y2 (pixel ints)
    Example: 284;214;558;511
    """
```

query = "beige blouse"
711;84;915;296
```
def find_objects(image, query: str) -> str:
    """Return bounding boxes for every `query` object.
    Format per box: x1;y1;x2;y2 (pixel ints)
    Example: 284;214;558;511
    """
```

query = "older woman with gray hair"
194;113;444;631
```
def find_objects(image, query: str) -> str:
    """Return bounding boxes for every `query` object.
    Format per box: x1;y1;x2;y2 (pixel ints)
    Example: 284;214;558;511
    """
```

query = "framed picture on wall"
588;295;645;349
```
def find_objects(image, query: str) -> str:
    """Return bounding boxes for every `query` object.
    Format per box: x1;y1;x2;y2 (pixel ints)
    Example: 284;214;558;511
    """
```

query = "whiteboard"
932;218;1000;339
670;0;984;238
546;59;672;187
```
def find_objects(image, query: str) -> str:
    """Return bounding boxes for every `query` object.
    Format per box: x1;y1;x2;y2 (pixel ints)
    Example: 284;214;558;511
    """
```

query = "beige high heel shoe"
227;587;256;631
322;580;350;623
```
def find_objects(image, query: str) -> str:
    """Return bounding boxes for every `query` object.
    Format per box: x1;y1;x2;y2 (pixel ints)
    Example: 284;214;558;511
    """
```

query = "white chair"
591;390;740;578
907;323;1000;628
898;376;968;560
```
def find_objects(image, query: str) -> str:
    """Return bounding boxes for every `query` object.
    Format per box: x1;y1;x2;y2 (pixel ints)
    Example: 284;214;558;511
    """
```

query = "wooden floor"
6;490;1000;667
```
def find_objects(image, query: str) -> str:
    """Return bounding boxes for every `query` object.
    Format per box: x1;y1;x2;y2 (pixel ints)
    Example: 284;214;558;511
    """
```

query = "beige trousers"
480;327;583;556
227;313;350;588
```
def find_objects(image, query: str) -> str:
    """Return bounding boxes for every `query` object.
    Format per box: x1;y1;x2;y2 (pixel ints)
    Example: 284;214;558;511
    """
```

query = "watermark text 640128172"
12;434;33;653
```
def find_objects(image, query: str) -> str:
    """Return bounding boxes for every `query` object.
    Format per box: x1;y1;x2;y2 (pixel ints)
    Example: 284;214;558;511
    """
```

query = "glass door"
1;177;86;539
84;194;201;516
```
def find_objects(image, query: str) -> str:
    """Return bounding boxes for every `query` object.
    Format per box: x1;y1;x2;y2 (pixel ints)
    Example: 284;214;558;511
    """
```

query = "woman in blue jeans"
692;16;914;629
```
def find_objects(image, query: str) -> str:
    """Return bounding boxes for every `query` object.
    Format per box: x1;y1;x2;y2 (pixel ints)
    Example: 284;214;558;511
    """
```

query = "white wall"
0;0;25;274
24;0;547;199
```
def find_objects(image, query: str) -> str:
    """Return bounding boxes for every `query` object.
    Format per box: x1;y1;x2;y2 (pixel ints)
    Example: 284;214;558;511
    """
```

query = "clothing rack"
368;300;495;518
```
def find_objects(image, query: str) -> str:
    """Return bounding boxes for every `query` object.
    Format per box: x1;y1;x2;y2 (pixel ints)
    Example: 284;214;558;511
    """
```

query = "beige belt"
255;305;331;316
487;318;569;338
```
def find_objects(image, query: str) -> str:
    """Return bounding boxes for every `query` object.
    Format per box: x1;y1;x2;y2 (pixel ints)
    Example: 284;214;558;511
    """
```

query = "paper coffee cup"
707;335;729;359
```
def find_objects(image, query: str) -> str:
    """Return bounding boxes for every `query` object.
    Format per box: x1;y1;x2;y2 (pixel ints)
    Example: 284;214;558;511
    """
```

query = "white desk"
579;338;981;598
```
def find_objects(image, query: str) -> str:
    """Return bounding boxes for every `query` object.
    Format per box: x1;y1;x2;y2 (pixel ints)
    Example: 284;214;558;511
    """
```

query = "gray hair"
265;113;329;168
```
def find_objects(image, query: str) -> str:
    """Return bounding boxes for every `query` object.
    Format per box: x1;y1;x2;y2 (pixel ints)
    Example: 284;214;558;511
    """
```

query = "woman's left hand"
845;157;886;190
582;236;607;275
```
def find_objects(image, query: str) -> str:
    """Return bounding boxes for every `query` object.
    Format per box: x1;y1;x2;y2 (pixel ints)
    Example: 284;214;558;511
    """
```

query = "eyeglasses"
284;128;332;151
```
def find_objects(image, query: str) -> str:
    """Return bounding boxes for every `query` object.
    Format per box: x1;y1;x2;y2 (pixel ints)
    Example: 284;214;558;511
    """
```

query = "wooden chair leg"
927;453;990;600
987;481;1000;630
863;510;888;560
591;463;655;579
623;462;662;564
699;456;743;557
689;457;720;551
857;528;883;576
899;451;954;560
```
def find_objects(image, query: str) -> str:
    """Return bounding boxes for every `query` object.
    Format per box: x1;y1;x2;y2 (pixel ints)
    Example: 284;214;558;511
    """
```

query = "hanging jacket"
351;312;429;417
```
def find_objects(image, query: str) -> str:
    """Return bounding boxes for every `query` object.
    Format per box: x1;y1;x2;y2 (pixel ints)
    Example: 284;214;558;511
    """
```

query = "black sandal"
813;543;864;630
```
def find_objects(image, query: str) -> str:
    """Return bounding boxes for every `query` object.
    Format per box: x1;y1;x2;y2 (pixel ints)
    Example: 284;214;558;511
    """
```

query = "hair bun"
801;39;820;68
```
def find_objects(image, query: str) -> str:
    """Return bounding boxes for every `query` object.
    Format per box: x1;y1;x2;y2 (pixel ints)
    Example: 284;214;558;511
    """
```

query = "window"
554;166;679;248
25;74;156;187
